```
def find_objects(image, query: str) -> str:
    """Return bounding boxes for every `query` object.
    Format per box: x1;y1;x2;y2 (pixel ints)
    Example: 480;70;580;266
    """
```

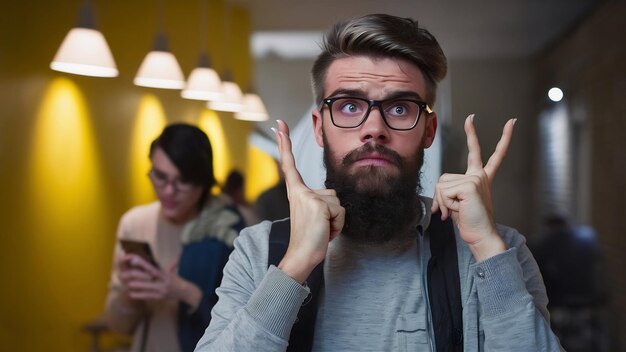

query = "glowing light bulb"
548;87;563;102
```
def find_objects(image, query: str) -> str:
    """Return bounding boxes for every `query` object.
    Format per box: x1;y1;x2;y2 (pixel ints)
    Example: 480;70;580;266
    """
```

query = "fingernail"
270;127;277;135
512;118;517;126
468;113;475;121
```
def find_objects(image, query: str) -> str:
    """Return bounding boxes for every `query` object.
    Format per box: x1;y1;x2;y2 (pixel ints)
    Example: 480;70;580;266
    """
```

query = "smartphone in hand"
120;239;159;268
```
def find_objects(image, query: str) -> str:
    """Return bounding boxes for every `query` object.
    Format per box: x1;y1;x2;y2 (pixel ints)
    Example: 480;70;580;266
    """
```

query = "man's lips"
353;153;396;167
342;143;403;168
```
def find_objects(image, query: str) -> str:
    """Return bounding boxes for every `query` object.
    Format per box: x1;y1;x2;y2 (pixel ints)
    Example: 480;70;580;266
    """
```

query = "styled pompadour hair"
311;14;447;106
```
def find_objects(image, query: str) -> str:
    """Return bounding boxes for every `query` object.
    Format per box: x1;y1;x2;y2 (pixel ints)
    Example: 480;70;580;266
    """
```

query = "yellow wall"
0;1;276;350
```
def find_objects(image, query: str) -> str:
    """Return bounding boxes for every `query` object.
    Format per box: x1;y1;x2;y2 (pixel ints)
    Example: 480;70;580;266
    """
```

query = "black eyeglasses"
148;169;196;193
318;96;432;130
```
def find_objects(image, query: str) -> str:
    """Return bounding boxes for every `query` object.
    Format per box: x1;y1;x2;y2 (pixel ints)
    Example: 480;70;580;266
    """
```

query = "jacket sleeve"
103;214;146;335
194;223;310;352
474;225;564;351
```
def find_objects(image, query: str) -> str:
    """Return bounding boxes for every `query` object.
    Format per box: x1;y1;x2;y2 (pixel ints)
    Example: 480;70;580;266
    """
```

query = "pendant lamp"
208;71;244;112
182;0;223;100
207;3;243;112
134;0;185;89
50;0;118;77
182;54;223;100
235;91;269;121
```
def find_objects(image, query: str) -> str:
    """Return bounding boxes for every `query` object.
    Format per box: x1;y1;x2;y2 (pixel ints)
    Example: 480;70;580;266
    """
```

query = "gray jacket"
195;203;563;351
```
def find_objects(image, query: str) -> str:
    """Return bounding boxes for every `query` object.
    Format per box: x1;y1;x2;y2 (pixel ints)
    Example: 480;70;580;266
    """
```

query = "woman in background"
104;123;244;352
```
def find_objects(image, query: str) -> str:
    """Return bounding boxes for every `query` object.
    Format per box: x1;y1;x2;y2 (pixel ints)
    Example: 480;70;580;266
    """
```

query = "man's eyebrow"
326;88;367;98
382;91;425;101
326;89;425;101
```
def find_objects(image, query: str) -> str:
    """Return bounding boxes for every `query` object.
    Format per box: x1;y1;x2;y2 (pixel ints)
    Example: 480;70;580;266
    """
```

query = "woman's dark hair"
149;123;216;206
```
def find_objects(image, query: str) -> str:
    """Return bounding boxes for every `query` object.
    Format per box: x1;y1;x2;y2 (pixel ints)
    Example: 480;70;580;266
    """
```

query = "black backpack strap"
268;219;324;352
427;214;464;352
268;218;291;267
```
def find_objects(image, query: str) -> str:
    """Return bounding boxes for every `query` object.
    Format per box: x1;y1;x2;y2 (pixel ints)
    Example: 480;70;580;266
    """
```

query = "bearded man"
195;14;563;352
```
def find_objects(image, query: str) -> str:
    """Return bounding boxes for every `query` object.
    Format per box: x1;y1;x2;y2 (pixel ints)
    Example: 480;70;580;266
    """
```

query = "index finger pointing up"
274;120;308;199
465;114;484;174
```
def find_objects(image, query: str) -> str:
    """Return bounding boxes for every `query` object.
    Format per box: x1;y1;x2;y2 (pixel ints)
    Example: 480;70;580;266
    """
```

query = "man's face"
312;56;437;241
313;56;437;195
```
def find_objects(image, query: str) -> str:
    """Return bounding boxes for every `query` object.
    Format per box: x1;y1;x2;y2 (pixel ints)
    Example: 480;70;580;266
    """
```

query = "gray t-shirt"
315;235;429;351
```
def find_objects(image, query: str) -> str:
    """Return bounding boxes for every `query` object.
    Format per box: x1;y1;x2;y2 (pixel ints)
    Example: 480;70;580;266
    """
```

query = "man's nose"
359;107;390;143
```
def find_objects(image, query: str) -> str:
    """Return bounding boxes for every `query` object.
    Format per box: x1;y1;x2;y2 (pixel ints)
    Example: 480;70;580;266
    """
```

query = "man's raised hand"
431;114;516;261
273;120;345;283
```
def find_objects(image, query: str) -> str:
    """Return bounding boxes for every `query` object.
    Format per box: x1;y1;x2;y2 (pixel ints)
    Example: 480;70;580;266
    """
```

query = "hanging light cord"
200;0;208;54
157;0;166;34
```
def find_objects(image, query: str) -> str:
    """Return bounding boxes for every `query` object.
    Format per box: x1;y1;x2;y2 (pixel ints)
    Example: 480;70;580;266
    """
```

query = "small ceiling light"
134;0;185;89
134;32;185;90
548;87;564;102
208;74;243;112
50;0;118;77
181;0;222;100
182;55;223;100
208;3;244;113
235;92;269;121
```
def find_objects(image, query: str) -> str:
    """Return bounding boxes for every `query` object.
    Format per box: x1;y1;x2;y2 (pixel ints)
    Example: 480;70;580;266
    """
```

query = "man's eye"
386;101;414;117
338;99;366;115
393;106;406;114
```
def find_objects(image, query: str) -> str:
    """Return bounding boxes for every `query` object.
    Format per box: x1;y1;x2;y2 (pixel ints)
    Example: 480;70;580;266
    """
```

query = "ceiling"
235;0;603;60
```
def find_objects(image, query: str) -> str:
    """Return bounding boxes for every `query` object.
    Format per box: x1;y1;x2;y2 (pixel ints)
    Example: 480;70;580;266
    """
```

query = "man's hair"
311;14;447;106
150;123;216;205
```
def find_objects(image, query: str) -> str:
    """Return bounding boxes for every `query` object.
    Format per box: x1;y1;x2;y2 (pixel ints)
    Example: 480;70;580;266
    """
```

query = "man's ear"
423;112;437;148
312;109;324;148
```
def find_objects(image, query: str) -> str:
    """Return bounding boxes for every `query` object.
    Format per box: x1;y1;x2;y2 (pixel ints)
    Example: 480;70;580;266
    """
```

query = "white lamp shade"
50;27;118;77
181;67;223;101
208;81;244;112
134;51;185;89
235;93;269;121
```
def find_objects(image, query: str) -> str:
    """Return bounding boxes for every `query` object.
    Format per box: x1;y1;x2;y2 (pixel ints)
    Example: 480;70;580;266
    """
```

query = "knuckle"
310;197;326;210
467;175;483;188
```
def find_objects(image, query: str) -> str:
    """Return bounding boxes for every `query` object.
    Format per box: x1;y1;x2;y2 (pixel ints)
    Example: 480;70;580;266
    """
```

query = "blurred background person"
104;123;245;352
533;214;612;351
222;170;259;226
254;159;290;222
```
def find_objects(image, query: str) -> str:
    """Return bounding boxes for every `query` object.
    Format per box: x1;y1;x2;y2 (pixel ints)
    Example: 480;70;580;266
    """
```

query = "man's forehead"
324;56;427;99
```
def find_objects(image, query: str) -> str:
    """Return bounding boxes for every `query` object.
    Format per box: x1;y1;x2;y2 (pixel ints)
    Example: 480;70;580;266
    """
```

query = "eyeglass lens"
149;169;194;192
329;97;423;130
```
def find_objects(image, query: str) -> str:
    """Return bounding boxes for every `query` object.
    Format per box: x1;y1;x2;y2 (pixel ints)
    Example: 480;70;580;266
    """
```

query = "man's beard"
323;134;425;244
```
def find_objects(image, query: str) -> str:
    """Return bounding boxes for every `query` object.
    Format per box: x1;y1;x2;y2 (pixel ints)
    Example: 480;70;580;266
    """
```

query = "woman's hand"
118;254;201;307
